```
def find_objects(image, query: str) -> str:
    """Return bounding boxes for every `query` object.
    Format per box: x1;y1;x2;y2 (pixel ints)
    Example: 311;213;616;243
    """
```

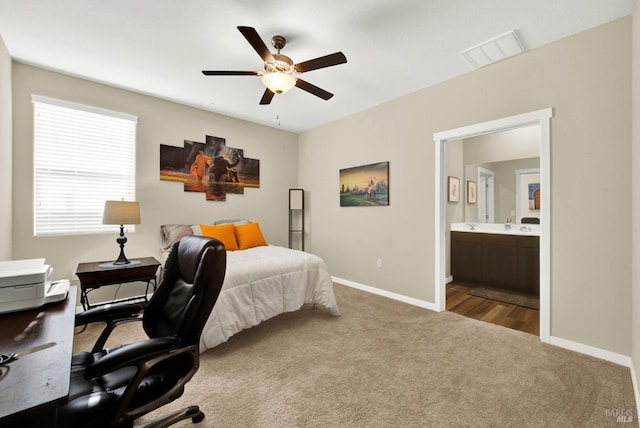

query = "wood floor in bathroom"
446;282;540;336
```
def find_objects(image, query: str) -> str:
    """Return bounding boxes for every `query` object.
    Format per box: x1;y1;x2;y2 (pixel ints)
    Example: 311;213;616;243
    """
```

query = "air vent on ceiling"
460;30;525;69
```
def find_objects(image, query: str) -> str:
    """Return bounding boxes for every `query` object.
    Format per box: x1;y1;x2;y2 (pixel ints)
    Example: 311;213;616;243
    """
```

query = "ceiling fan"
202;26;347;105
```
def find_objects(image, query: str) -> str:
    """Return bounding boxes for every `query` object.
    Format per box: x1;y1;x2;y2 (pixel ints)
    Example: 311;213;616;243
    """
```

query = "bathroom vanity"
450;223;539;294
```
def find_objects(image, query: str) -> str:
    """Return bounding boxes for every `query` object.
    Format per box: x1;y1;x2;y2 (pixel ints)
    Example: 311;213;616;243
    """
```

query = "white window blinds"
33;95;138;236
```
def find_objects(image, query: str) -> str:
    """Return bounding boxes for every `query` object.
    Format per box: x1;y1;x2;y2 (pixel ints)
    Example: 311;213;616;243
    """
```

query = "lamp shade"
102;200;141;225
261;72;296;94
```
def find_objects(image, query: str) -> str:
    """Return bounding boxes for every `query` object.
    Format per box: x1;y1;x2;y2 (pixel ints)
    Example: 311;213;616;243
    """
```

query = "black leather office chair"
51;236;226;428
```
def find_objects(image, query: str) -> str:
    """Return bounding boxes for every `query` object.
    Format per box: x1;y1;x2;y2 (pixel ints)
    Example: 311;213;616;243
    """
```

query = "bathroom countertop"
450;222;540;236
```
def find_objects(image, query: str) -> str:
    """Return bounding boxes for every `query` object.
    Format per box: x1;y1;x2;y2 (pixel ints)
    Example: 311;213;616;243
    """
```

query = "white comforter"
199;245;340;352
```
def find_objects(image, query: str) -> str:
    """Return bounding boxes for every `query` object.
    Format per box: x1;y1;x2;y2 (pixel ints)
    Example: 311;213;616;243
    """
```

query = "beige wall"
463;126;540;165
632;0;640;398
0;34;11;260
11;63;298;304
445;140;464;223
299;17;632;355
444;139;463;278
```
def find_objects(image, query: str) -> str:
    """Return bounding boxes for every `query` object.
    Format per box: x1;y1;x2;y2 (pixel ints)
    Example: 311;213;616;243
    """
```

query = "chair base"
136;406;204;428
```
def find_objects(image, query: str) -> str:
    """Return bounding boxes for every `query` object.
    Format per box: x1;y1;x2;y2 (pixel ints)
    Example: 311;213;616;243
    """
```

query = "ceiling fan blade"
295;79;334;100
259;88;275;105
295;52;347;74
202;70;259;76
237;26;275;64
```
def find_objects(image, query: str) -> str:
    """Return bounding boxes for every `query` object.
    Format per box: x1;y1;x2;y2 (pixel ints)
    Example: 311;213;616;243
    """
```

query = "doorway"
434;108;552;342
477;167;495;223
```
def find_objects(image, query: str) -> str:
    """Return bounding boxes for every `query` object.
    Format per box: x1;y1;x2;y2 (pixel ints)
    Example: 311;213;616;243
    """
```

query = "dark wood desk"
76;257;160;310
0;285;77;424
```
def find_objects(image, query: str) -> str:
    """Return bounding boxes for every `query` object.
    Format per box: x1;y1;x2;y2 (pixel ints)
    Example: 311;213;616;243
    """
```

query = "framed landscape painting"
339;161;389;207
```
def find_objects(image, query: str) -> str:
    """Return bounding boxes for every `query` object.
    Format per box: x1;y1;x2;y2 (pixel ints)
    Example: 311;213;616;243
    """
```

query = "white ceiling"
0;0;633;133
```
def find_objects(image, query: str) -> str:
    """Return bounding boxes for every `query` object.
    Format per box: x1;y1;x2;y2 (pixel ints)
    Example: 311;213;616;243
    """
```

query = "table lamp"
102;200;141;265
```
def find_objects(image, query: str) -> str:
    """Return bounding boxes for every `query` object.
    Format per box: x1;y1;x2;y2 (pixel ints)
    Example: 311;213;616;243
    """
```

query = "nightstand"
75;257;160;310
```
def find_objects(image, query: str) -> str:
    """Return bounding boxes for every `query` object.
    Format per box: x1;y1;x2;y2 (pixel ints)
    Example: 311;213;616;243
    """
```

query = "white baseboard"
630;359;640;422
549;335;632;367
333;276;635;368
332;277;438;312
548;338;639;412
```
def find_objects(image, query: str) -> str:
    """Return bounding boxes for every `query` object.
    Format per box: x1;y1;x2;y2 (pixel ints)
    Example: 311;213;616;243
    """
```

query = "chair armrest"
78;302;145;354
85;336;182;379
76;302;145;327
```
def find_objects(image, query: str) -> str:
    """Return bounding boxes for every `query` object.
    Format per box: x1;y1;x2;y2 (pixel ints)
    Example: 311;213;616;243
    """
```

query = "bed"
160;223;340;353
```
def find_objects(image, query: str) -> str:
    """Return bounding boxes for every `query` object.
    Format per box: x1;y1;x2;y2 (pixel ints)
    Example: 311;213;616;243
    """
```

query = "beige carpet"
73;284;637;427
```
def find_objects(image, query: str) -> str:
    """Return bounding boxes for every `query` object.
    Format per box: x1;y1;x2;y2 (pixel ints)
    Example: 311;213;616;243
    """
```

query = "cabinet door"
482;234;518;288
518;236;540;294
451;232;482;282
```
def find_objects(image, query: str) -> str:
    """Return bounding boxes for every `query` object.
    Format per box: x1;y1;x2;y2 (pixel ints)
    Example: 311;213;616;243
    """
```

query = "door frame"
477;167;495;223
434;108;552;342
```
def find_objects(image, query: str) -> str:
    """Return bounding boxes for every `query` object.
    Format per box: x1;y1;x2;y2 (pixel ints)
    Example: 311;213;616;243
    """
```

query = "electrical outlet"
376;259;383;268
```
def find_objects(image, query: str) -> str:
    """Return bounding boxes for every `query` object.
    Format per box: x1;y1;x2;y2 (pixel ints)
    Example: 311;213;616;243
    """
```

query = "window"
33;95;137;236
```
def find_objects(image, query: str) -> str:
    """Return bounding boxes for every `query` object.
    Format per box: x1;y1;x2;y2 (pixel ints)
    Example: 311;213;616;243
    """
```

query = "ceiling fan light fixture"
262;72;296;94
202;27;346;105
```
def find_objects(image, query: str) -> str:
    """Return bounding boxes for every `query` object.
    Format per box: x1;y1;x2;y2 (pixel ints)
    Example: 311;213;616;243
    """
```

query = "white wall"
11;63;298;304
299;17;632;355
0;34;12;260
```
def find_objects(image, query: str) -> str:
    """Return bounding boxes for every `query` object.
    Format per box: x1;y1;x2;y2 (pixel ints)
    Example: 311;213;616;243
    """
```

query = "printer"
0;258;69;314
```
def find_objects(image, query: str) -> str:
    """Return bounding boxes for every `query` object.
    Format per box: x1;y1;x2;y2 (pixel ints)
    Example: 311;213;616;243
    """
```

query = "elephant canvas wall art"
159;134;260;201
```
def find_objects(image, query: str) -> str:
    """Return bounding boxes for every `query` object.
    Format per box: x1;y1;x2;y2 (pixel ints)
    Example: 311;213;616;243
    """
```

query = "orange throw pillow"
200;223;239;251
234;222;268;250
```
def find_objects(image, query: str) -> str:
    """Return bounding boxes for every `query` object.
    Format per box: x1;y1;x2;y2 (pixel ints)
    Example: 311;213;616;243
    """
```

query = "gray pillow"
160;224;194;251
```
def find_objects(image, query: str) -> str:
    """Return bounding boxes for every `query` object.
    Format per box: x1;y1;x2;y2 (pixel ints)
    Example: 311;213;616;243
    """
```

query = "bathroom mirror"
446;125;541;225
464;159;539;224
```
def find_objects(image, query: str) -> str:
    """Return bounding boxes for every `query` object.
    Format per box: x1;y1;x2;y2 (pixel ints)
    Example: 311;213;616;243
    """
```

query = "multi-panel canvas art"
160;135;259;201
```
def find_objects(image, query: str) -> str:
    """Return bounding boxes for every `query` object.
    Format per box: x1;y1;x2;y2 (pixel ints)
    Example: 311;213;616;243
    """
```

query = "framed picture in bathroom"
528;182;541;210
467;180;477;204
448;176;460;203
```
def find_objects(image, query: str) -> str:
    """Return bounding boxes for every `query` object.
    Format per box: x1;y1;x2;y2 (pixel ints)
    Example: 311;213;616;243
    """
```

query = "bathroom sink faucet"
505;218;512;231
